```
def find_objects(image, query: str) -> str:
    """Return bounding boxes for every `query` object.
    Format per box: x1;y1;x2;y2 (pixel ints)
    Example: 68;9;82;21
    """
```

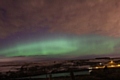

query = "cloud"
0;0;120;38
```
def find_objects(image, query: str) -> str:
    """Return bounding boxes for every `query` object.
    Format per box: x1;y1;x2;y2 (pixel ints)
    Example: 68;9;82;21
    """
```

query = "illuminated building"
93;60;120;69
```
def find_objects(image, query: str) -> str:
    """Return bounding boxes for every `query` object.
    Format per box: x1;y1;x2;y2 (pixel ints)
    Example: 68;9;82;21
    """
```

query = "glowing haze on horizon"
0;35;120;58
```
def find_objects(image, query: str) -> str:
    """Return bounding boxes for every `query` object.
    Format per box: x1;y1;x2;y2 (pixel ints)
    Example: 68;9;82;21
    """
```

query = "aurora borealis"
1;0;120;61
0;35;120;58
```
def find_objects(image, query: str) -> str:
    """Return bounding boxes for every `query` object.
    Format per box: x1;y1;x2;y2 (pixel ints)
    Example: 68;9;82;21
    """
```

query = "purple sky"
1;0;120;61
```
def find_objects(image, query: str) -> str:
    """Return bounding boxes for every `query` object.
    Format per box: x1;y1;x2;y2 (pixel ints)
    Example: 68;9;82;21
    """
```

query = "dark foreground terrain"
1;67;120;80
1;57;120;80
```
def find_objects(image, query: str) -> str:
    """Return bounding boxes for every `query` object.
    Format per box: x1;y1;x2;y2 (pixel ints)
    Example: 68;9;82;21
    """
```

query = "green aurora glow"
0;36;119;57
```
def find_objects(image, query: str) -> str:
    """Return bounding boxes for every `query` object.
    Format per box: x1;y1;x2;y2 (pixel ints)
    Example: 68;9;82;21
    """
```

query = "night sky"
0;0;120;61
